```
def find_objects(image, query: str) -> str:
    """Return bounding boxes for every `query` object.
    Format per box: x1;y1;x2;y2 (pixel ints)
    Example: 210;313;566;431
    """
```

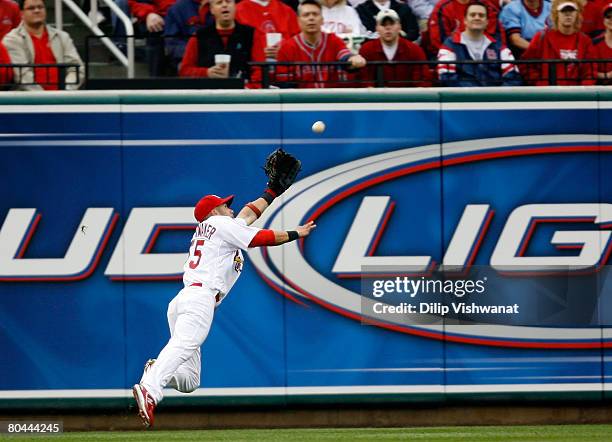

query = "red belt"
190;283;221;303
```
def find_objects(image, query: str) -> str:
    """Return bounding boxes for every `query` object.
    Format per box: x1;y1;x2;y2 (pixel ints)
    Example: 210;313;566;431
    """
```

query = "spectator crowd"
1;0;611;88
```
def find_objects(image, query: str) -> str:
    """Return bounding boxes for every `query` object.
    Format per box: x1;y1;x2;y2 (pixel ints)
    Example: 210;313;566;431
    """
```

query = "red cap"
603;2;612;15
194;194;234;222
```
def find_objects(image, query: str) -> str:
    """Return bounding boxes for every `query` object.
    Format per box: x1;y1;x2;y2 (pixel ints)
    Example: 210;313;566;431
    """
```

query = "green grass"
5;425;612;442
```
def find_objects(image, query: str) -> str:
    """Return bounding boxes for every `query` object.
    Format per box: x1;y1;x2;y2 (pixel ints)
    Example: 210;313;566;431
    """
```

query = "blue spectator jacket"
437;30;523;86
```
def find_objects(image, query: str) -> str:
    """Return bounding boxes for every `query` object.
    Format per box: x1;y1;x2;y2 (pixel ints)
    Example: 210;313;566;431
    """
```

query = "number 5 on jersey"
189;239;205;269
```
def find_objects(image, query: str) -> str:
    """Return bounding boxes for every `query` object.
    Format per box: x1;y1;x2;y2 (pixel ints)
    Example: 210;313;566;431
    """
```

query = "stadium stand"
0;0;611;89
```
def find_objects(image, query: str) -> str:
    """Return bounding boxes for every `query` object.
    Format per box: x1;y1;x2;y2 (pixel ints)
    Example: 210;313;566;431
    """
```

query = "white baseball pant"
140;285;216;404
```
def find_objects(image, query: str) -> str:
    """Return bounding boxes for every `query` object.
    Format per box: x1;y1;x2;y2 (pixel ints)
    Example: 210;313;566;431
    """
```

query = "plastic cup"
266;33;282;47
215;54;231;65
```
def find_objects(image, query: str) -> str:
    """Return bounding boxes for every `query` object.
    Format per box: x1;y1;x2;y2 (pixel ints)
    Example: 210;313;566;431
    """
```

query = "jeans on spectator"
111;0;131;38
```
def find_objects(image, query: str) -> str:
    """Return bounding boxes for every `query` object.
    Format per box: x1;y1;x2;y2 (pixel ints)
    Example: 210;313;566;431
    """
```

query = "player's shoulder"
207;215;248;229
207;215;234;224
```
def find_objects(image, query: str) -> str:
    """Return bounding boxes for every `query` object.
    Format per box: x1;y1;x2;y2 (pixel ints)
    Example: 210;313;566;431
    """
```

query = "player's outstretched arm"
273;220;316;245
237;189;277;226
248;221;316;247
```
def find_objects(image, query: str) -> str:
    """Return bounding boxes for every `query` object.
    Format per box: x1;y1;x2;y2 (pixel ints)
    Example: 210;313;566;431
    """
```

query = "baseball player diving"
133;149;313;427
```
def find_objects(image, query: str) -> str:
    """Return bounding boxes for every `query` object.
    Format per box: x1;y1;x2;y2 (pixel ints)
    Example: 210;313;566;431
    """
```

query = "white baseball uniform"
140;215;260;404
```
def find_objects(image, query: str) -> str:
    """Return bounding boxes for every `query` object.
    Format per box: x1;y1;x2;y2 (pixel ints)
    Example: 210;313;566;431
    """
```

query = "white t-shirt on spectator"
461;32;488;61
322;3;367;36
382;40;399;60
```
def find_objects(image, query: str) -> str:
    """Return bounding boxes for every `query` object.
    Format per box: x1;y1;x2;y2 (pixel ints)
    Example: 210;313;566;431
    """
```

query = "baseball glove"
263;148;302;195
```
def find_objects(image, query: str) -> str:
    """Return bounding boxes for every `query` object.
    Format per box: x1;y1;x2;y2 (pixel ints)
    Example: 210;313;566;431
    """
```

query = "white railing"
54;0;135;78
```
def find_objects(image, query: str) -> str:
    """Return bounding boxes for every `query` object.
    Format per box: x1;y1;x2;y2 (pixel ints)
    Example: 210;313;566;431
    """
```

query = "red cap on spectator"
194;194;234;222
603;2;612;15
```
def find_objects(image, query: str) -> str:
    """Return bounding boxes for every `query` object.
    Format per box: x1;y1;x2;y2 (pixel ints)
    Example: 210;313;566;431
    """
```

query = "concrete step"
46;3;158;80
87;59;149;79
47;4;124;72
47;4;81;27
86;36;147;62
65;24;116;56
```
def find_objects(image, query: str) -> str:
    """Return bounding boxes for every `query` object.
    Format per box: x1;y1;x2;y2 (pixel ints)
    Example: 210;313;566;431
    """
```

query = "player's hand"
296;221;316;238
264;44;280;60
348;54;366;69
207;64;229;78
146;13;165;32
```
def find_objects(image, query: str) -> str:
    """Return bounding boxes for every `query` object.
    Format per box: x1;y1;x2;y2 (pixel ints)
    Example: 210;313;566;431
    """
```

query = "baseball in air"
312;121;326;133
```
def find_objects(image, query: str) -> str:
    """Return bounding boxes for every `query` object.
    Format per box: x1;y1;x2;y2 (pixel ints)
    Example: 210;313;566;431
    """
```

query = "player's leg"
166;347;201;393
140;287;215;404
147;352;201;394
164;297;202;394
137;296;179;384
133;293;181;427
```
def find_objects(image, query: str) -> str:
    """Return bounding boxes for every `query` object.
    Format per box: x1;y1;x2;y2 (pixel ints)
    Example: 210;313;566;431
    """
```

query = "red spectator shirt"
179;28;234;77
428;0;503;53
593;36;612;83
235;0;299;62
129;0;176;22
0;41;13;85
582;0;608;36
522;29;597;85
30;30;59;90
0;0;20;40
358;37;432;87
276;32;352;88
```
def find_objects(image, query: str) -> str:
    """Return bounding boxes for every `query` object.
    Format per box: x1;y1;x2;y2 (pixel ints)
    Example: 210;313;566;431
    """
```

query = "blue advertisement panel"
600;96;612;400
0;90;610;408
440;95;603;396
0;100;125;392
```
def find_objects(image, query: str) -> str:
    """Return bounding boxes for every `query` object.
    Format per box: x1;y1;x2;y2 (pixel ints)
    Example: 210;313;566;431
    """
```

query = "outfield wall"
1;87;611;410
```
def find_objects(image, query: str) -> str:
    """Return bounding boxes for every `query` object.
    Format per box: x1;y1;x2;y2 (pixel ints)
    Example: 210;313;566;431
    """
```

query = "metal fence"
1;59;610;90
0;63;82;90
250;59;612;88
80;34;612;89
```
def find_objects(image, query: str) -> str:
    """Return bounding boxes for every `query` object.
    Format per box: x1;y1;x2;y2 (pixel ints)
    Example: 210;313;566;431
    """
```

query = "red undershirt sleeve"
248;229;276;247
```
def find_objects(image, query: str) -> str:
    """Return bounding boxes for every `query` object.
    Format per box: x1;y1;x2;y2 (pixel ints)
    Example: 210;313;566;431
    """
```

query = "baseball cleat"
132;383;156;428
